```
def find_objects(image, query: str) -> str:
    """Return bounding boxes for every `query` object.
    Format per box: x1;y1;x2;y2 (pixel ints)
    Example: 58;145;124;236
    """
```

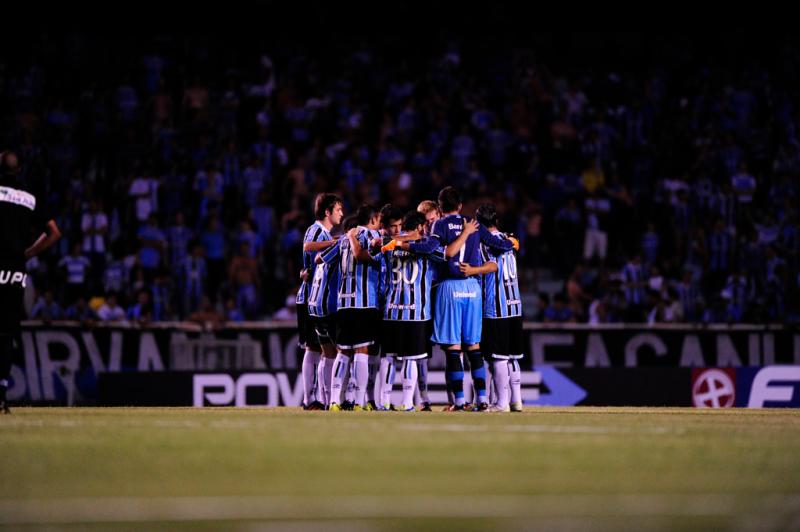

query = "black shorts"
482;316;524;359
296;303;320;350
336;308;380;350
0;285;23;335
309;314;336;346
381;320;431;359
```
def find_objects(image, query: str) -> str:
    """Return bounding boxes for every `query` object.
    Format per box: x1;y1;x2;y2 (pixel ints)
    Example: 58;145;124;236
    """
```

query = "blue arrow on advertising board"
528;365;587;406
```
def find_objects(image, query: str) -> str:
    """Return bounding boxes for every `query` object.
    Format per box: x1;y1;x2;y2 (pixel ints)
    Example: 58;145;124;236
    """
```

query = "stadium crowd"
2;28;799;325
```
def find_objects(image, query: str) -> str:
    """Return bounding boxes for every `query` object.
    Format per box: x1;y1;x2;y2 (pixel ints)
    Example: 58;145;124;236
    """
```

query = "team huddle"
296;186;524;412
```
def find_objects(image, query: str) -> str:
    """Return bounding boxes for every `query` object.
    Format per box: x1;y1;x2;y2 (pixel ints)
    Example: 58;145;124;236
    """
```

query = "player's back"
0;177;36;267
383;246;435;321
481;240;522;318
432;214;483;280
337;227;382;309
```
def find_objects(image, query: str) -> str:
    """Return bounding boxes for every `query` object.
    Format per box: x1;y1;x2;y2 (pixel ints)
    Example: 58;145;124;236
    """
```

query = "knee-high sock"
417;358;429;403
317;357;333;405
344;360;355;403
302;349;320;405
330;353;350;406
492;359;511;409
379;356;396;406
445;350;464;407
366;356;378;403
353;353;370;407
509;359;522;404
485;360;495;404
401;359;418;408
468;351;487;404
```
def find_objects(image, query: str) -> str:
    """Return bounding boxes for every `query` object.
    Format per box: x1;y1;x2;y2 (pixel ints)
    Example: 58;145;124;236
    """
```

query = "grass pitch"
1;407;800;530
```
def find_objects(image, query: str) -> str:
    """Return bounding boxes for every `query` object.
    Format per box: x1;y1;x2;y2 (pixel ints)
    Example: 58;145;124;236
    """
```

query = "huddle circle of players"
296;186;523;412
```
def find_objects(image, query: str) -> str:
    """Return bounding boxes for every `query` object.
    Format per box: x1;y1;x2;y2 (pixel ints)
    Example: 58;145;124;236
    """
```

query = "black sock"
445;349;464;404
468;351;487;402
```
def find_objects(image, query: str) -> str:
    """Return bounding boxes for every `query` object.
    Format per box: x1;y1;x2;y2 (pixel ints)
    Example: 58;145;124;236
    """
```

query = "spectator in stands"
181;243;207;318
543;293;575;323
30;290;64;322
58;243;91;306
97;294;126;322
126;290;153;324
228;241;260;318
137;214;167;280
66;296;96;323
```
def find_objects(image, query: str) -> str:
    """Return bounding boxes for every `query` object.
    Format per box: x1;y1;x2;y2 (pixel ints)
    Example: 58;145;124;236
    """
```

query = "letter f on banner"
748;366;800;408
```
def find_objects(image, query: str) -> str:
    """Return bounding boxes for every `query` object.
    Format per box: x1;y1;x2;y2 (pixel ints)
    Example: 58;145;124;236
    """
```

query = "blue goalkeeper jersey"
431;214;514;281
296;221;332;304
321;227;382;310
382;236;444;321
480;236;522;318
308;249;340;317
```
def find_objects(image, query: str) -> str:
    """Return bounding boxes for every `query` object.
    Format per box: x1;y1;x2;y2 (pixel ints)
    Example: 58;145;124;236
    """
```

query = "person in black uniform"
0;151;62;414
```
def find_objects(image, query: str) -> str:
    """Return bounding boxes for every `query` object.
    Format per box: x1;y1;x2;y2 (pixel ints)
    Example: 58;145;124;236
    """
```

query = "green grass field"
1;407;800;531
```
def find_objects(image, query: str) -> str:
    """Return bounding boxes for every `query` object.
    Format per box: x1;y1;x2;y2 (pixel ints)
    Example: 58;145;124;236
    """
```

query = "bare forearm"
303;240;334;252
445;232;469;258
471;263;498;275
25;221;61;259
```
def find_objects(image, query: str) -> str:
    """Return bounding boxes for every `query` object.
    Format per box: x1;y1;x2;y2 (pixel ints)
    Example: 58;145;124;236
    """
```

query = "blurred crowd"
2;26;799;324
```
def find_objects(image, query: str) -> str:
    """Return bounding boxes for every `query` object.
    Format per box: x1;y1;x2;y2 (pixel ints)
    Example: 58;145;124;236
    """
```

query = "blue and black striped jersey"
480;236;522;318
382;237;444;321
321;227;382;310
308;251;340;317
296;221;332;304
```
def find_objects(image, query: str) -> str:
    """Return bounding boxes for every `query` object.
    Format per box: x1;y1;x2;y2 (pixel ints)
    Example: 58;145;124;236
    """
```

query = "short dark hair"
476;203;498;228
438;186;462;213
0;151;20;177
315;193;342;221
355;204;377;226
402;211;427;232
380;204;404;228
342;214;358;231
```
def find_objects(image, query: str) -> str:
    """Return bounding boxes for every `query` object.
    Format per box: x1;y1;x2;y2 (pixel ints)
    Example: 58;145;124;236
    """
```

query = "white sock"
401;359;418;408
353;353;370;407
417;358;430;403
509;359;522;404
330;353;350;406
302;349;321;405
317;357;333;405
344;360;356;403
379;356;396;406
492;359;511;409
366;356;378;403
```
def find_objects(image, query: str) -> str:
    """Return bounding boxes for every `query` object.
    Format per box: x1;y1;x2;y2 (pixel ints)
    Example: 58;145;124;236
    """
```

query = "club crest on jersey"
0;270;27;287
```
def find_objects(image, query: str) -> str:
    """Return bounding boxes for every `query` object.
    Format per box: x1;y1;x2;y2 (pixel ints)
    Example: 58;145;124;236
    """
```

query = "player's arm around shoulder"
478;223;516;251
445;218;478;258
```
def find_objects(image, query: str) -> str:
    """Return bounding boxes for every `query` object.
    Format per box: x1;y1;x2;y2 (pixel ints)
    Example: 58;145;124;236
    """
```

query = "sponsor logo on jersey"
0;270;27;287
0;186;36;210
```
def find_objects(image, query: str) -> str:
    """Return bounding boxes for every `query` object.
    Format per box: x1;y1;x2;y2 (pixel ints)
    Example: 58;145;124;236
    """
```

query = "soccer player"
297;193;342;410
372;204;404;409
473;203;524;412
380;211;443;410
431;186;515;411
318;204;383;411
0;151;62;414
415;200;442;410
308;215;354;409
